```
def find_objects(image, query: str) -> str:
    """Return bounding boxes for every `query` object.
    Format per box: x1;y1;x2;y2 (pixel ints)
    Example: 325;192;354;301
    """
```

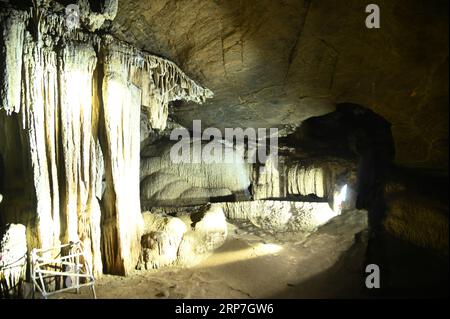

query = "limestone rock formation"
0;224;27;298
385;195;449;255
384;175;449;255
0;10;26;115
137;212;187;269
176;205;228;267
0;1;212;278
0;0;447;297
220;200;341;242
140;138;251;207
79;0;119;31
137;205;228;269
252;155;357;208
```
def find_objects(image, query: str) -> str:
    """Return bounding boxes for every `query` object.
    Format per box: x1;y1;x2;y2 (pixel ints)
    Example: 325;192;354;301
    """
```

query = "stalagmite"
253;156;281;199
137;212;187;270
176;205;227;267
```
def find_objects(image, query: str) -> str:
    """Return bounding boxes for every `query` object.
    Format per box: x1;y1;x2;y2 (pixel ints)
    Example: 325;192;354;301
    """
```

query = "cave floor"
50;211;448;299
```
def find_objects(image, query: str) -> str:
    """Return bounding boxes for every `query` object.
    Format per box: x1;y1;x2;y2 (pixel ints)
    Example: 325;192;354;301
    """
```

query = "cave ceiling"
2;0;447;170
111;0;448;171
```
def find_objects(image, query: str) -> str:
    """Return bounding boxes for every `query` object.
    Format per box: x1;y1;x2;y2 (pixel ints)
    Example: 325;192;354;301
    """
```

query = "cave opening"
0;0;448;301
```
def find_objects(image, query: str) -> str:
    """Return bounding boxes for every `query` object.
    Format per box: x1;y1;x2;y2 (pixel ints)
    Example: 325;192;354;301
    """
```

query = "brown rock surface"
113;0;448;171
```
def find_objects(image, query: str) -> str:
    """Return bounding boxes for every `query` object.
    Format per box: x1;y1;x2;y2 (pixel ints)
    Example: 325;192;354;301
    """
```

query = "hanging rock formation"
252;155;357;207
0;1;212;278
140;138;251;207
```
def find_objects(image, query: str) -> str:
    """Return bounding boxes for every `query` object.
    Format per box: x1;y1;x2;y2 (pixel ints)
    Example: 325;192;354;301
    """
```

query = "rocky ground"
9;205;442;300
51;210;372;299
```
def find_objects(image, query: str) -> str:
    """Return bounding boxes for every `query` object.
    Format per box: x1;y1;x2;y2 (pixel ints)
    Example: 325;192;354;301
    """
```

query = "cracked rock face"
113;0;449;171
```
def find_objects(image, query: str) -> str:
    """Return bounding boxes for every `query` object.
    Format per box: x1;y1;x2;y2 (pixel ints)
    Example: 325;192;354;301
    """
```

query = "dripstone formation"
0;0;212;284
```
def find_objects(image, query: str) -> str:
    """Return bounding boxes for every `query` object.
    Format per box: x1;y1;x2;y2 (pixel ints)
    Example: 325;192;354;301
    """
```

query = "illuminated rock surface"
252;155;357;201
140;139;251;206
220;201;339;238
0;224;27;298
137;205;227;269
0;1;212;279
137;212;187;269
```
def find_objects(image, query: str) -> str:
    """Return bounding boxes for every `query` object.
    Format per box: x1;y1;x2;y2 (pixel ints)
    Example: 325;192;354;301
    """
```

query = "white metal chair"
31;241;96;299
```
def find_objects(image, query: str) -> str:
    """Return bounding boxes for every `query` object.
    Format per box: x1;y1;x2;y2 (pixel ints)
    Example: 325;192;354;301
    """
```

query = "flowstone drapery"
0;2;212;278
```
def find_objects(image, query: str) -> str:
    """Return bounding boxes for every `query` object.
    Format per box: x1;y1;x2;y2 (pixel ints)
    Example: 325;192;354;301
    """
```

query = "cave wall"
113;0;449;172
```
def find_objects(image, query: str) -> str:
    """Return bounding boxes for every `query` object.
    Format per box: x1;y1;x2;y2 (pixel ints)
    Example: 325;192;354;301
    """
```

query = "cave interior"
0;0;448;299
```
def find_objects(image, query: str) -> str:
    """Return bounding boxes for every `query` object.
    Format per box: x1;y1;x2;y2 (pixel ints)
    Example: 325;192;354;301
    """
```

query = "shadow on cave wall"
283;102;395;157
284;101;449;209
284;101;448;259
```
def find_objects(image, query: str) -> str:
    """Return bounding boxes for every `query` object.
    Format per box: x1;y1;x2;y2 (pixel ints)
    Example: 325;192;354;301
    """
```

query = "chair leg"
91;284;97;299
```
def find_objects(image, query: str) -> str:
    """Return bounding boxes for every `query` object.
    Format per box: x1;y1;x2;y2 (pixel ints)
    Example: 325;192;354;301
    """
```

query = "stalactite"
21;35;60;251
101;36;213;131
252;157;356;203
58;42;103;276
140;139;250;206
253;156;281;200
0;10;28;114
96;37;212;274
100;41;144;275
286;164;327;198
0;3;213;280
78;0;119;32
